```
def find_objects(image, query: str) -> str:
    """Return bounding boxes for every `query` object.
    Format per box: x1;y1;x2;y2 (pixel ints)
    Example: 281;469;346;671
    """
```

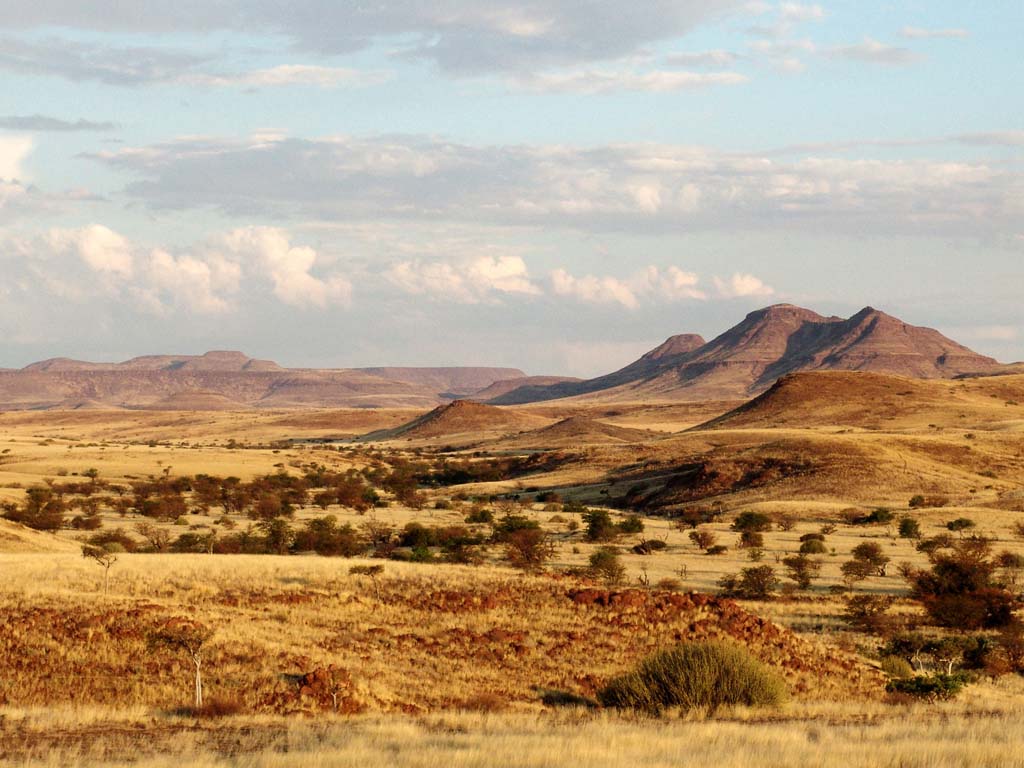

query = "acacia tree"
149;619;215;709
81;544;118;595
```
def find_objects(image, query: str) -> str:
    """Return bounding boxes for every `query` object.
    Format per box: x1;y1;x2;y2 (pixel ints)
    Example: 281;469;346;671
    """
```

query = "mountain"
0;353;532;411
489;334;706;405
490;304;1004;404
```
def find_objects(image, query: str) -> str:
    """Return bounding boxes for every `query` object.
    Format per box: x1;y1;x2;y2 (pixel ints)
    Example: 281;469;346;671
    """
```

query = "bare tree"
149;619;214;709
81;544;118;595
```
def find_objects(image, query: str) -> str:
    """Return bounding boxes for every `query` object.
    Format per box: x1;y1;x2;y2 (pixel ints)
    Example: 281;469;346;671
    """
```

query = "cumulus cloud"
385;254;539;303
221;227;351;308
0;135;32;180
551;265;706;308
47;224;134;277
551;269;640;308
146;249;241;313
90;134;1024;238
5;224;348;314
713;272;774;298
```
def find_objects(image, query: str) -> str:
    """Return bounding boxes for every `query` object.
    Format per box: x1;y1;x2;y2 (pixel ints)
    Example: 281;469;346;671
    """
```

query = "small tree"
504;528;552;571
946;518;976;537
81;544;118;595
782;554;820;590
898;517;921;540
849;542;890;576
149;619;214;709
589;547;626;586
719;565;778;599
689;528;717;551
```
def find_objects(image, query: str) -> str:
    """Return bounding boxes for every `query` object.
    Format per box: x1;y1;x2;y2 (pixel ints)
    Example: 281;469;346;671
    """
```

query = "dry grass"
6;698;1024;767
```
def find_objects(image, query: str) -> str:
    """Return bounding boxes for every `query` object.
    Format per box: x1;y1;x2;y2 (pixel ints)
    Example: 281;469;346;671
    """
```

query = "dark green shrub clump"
598;641;786;715
886;673;969;701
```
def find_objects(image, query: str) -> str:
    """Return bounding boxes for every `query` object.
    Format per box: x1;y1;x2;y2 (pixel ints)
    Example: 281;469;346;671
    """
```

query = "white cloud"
514;68;747;94
665;50;740;69
778;3;824;22
826;38;920;66
6;224;349;314
222;227;351;308
92;133;1024;239
0;135;32;180
713;272;774;298
189;65;392;89
900;27;969;40
385;254;539;303
551;265;707;308
146;249;240;313
0;1;747;75
551;268;640;308
47;224;134;278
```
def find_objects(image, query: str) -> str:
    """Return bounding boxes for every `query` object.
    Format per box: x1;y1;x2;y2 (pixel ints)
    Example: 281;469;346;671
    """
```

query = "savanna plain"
3;371;1024;767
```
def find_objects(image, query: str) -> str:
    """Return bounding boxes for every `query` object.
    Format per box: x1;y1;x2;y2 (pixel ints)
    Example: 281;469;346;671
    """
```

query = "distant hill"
491;305;1004;404
0;353;532;411
496;415;657;448
358;367;526;397
365;400;549;442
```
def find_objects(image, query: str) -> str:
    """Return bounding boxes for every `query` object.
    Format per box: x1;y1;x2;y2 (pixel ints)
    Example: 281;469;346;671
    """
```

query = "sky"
0;0;1021;377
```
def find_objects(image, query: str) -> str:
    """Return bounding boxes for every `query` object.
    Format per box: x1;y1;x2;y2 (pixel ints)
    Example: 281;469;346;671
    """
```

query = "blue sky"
0;1;1021;375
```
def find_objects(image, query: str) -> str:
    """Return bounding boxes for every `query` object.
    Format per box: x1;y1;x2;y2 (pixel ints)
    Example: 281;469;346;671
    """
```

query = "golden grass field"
2;372;1024;766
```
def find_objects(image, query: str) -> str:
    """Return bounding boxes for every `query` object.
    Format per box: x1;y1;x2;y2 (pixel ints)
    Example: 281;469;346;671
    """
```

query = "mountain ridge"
489;304;1004;404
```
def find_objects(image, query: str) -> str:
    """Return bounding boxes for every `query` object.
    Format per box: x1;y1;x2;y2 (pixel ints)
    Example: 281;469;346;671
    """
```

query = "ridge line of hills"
0;304;1014;411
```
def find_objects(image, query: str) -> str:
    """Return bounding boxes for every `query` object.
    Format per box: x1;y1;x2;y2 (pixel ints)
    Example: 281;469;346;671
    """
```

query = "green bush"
799;539;828;555
886;673;969;701
731;512;773;533
598;641;786;715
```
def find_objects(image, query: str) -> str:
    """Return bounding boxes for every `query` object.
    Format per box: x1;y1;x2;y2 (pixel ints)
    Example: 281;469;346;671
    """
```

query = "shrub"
719;565;778;599
705;545;728;556
886;673;969;701
618;515;645;535
946;518;976;536
909;495;926;509
731;512;772;533
898;517;921;540
909;537;1017;629
738;531;764;550
465;506;494;524
582;509;618;541
782;554;820;590
589;547;626;585
689;529;717;550
843;594;895;633
598;641;786;715
799;539;827;555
